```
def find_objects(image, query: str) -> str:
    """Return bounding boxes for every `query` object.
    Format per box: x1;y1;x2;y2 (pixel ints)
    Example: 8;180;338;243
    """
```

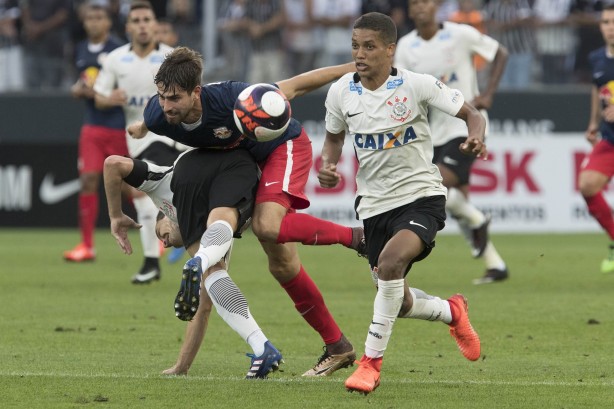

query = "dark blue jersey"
589;47;614;144
74;36;125;129
144;81;303;163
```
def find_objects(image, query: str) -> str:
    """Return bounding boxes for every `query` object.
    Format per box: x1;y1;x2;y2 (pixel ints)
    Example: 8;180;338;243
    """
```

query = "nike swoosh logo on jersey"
265;181;280;187
409;220;428;230
39;174;81;205
442;156;458;166
594;71;604;78
348;112;363;118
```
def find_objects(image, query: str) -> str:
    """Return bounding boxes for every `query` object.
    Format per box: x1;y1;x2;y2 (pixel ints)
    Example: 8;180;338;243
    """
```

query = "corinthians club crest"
387;96;410;122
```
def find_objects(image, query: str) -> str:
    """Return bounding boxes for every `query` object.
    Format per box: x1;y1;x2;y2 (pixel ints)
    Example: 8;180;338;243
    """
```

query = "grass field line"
1;371;612;388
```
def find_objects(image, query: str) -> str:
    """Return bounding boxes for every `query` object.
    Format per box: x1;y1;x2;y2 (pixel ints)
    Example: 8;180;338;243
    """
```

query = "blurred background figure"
449;0;489;89
0;0;24;92
217;0;249;81
435;0;458;22
20;0;71;90
533;0;576;85
312;0;361;67
244;0;286;83
156;17;178;46
483;0;536;91
283;0;319;76
64;1;127;263
570;0;604;84
361;0;412;40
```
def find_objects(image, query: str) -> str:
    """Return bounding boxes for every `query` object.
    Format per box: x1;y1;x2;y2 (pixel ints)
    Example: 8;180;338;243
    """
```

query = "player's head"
156;19;178;46
352;13;397;81
126;0;157;48
155;212;183;248
601;5;614;48
83;2;112;41
408;0;438;27
154;46;203;124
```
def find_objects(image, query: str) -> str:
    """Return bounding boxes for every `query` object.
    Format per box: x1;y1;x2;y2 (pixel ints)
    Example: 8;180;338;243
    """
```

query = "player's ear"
192;85;201;98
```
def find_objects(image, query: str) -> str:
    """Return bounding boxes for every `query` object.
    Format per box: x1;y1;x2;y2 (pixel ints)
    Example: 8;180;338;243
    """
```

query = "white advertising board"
301;131;612;234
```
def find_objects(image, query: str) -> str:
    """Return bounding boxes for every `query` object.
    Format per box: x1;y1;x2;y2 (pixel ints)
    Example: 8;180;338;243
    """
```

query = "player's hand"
110;214;142;255
108;88;128;106
460;136;488;159
585;126;599;146
318;163;342;188
127;121;147;139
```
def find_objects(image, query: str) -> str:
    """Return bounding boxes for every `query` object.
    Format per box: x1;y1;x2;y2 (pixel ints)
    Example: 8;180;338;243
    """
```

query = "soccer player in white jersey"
94;0;178;284
395;0;509;285
318;12;484;394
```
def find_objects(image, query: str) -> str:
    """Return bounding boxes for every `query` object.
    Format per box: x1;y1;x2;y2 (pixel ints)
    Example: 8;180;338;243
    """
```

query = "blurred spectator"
167;0;201;51
450;0;487;86
570;0;604;84
218;0;248;81
244;0;286;83
533;0;576;84
362;0;411;40
0;0;24;92
21;0;71;90
283;0;319;76
156;18;178;46
483;0;536;90
312;0;361;67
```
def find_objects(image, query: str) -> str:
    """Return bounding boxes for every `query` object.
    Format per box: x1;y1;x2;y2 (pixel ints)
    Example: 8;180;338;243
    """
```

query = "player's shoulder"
105;43;131;60
330;72;357;92
589;46;607;62
397;29;419;47
158;43;174;54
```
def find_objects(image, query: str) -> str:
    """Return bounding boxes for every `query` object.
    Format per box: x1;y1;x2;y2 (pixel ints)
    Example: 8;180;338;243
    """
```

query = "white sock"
482;241;506;270
204;270;264;353
133;196;160;258
247;330;268;356
195;220;234;271
365;279;404;359
401;288;452;324
446;188;485;228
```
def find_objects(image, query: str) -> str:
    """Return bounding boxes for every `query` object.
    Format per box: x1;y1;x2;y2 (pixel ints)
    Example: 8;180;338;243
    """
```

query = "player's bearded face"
156;217;183;248
157;85;197;124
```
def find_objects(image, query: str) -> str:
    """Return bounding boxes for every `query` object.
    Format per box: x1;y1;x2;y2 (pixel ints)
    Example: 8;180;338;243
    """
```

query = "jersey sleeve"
324;81;346;134
462;25;499;63
143;96;165;134
93;52;116;97
418;73;464;117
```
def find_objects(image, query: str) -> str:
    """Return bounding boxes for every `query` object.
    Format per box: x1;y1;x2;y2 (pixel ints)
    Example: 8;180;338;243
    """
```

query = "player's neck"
360;68;392;91
416;21;440;41
183;102;203;124
607;45;614;58
89;32;109;46
132;41;157;58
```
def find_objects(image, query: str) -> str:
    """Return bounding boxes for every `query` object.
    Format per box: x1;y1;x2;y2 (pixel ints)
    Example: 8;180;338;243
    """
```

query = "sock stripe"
208;277;249;319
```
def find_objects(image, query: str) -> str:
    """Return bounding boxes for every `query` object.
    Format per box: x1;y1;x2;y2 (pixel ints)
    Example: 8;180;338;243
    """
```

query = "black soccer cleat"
174;257;202;321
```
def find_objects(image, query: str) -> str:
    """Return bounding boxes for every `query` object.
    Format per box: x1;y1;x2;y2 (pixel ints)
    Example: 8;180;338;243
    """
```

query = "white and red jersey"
395;22;499;145
325;69;464;219
94;42;175;157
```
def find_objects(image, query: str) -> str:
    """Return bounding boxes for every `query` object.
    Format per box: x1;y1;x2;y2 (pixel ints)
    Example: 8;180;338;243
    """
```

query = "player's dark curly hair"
154;46;203;94
353;12;397;45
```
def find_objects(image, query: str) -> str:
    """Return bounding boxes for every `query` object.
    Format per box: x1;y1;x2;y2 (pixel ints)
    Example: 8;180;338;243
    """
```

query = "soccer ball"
233;83;292;142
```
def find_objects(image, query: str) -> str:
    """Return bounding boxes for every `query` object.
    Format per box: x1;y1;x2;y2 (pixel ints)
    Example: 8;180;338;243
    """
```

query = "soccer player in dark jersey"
580;4;614;273
64;2;126;263
103;148;283;378
128;47;362;376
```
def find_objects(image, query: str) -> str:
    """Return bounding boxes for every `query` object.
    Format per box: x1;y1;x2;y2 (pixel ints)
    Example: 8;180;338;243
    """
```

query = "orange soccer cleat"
448;294;481;361
344;355;382;395
63;243;95;262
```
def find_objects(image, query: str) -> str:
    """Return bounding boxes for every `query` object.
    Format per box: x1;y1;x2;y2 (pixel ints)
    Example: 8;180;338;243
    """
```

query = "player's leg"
435;138;508;283
64;125;102;262
131;188;162;283
255;131;366;256
578;140;614;272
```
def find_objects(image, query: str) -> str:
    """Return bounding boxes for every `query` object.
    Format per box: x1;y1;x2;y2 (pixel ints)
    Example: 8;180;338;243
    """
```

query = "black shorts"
363;195;446;276
136;141;181;166
171;149;259;247
432;137;475;185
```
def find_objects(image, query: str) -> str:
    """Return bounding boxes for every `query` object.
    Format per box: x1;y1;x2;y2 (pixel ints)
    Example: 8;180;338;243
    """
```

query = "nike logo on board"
39;174;81;205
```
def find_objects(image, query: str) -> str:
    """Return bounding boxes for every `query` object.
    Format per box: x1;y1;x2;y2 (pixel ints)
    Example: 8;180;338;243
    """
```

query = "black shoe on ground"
131;265;161;284
472;267;509;285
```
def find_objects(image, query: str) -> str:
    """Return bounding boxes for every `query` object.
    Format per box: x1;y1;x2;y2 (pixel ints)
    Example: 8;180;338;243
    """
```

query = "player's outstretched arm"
276;62;355;100
94;88;128;110
472;45;508;110
318;130;346;189
127;120;149;139
586;86;601;146
455;102;488;159
103;156;142;254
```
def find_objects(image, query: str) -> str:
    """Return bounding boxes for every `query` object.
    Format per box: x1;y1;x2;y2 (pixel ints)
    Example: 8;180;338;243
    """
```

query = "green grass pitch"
0;228;612;408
